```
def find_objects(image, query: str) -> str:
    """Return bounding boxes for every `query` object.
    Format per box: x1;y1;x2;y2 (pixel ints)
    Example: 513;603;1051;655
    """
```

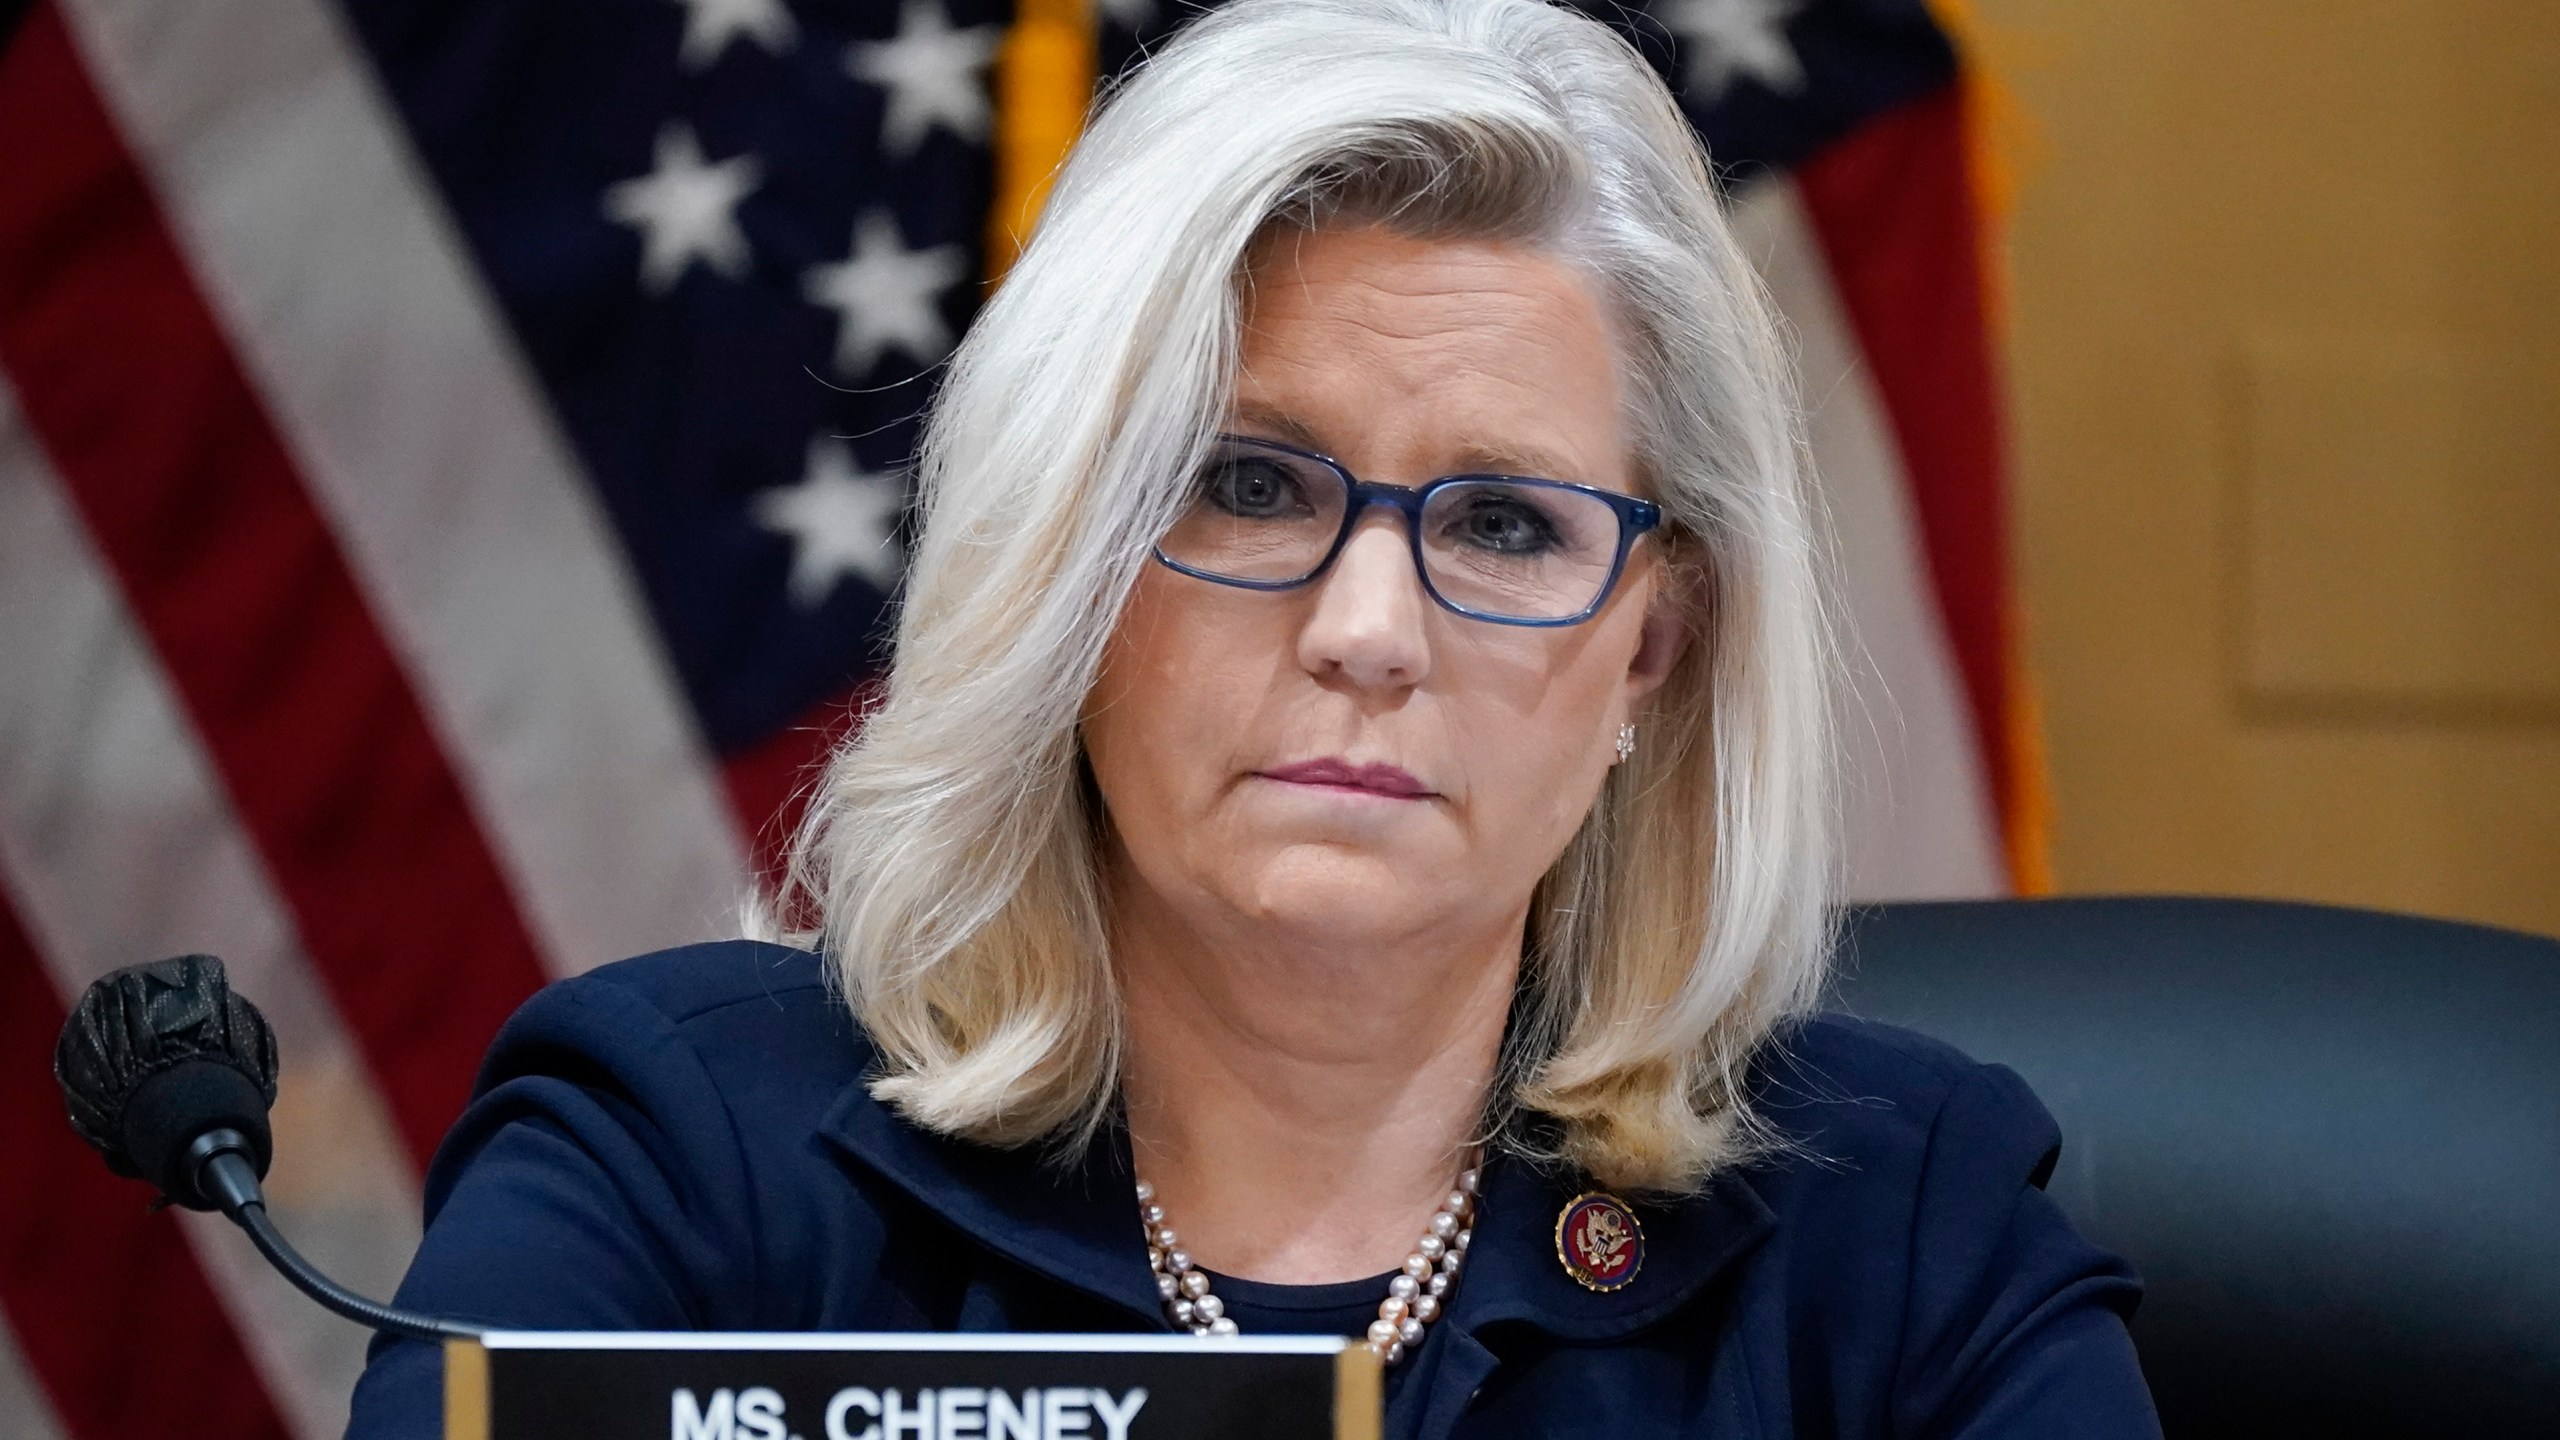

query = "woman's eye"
1448;494;1561;554
1201;458;1304;517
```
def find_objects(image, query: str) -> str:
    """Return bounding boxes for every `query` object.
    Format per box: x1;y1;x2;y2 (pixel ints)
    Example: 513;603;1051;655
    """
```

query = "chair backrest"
1831;896;2560;1436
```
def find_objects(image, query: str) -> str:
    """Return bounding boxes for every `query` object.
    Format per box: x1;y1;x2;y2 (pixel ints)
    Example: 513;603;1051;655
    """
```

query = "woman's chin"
1214;843;1471;942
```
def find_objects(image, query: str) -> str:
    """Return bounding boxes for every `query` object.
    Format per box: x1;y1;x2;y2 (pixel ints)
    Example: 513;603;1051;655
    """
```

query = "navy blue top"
347;941;2159;1439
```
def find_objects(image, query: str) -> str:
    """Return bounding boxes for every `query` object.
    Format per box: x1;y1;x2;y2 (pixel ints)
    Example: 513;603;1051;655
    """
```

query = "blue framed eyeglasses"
1152;434;1663;626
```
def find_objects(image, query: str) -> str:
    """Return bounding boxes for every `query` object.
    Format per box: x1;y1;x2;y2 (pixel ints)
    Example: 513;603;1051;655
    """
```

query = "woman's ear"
1624;559;1695;702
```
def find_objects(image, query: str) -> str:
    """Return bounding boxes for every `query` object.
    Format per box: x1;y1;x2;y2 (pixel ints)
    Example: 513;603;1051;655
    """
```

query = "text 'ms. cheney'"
673;1385;1150;1440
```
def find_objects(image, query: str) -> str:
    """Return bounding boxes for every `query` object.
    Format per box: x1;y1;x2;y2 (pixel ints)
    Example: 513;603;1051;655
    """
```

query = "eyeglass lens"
1156;438;1629;622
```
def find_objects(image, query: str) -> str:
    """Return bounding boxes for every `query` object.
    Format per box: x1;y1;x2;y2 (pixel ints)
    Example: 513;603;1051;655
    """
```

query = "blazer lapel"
815;1082;1168;1328
1395;1158;1776;1440
1445;1158;1776;1343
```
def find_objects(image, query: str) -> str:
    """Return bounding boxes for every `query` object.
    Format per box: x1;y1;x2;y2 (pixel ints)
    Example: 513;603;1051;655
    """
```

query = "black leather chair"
1832;897;2560;1436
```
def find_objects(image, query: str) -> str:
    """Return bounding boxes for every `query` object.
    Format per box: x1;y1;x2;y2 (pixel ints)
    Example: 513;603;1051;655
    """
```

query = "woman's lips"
1257;758;1434;799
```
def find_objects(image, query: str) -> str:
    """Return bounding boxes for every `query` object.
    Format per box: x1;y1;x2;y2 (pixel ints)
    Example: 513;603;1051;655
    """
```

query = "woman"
350;0;2157;1433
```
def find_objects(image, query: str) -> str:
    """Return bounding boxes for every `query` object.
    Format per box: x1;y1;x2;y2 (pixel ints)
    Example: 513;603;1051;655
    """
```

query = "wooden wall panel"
1984;0;2560;936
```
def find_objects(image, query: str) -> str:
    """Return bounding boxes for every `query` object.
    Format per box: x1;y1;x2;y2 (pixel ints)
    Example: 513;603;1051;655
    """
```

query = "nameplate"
444;1332;1380;1440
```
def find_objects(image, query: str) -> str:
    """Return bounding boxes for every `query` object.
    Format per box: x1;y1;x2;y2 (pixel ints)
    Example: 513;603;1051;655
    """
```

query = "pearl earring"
1615;724;1637;762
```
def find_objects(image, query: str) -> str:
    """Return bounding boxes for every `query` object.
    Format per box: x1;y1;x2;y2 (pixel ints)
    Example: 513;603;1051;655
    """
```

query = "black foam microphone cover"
55;954;280;1210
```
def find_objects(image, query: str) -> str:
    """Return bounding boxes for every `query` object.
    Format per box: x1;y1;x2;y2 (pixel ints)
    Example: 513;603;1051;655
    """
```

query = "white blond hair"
776;0;1837;1193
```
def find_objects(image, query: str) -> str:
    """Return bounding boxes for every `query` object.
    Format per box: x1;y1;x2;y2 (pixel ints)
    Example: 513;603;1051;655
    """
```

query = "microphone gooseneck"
55;955;482;1342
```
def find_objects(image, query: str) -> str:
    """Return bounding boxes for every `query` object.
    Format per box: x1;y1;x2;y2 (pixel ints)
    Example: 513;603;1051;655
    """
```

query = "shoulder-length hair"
777;0;1837;1194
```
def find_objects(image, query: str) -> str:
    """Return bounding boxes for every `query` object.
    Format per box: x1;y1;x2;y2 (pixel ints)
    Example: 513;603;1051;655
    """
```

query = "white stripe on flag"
1734;181;2006;900
0;389;421;1440
0;1318;69;1440
58;0;752;976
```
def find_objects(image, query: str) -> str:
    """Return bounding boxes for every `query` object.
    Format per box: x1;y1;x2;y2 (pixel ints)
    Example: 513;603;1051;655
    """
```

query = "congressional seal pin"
1554;1191;1644;1292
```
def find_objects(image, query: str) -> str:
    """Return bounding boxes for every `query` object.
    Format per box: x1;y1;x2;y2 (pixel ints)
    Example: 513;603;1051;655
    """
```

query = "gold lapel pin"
1555;1190;1644;1292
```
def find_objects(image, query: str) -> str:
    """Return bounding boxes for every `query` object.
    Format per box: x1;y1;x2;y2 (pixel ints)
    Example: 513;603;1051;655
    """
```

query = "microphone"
54;954;480;1342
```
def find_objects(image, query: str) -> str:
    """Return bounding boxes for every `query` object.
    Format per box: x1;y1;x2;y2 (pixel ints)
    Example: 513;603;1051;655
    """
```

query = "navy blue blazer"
347;941;2158;1439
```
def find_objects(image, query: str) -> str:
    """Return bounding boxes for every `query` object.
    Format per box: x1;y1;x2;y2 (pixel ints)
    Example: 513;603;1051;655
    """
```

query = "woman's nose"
1297;513;1433;691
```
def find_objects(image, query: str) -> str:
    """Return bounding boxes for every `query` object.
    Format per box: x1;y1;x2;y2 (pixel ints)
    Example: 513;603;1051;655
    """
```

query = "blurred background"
1988;0;2560;940
0;0;2550;1436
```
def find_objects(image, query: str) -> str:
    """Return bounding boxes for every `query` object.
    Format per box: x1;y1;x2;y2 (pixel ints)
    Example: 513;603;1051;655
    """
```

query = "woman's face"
1084;224;1686;956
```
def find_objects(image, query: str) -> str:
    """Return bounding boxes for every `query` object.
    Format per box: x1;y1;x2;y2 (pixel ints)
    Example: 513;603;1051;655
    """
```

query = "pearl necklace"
1136;1166;1479;1365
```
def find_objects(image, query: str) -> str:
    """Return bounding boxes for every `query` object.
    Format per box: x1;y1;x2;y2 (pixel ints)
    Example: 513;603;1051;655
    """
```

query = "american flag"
0;0;2034;1433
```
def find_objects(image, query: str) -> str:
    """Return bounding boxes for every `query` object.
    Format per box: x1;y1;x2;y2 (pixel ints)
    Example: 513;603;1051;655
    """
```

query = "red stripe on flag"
0;880;292;1440
718;683;877;888
1793;84;2022;869
0;2;549;1163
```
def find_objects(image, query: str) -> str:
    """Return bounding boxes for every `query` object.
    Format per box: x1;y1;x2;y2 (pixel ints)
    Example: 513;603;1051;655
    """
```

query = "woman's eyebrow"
1226;403;1326;450
1450;440;1582;481
1228;405;1585;481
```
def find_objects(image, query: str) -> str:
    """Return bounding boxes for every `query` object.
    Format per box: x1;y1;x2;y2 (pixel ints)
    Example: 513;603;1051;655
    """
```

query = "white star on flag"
671;0;798;69
755;437;908;605
603;124;763;293
847;0;1002;155
1660;0;1807;103
803;211;966;376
